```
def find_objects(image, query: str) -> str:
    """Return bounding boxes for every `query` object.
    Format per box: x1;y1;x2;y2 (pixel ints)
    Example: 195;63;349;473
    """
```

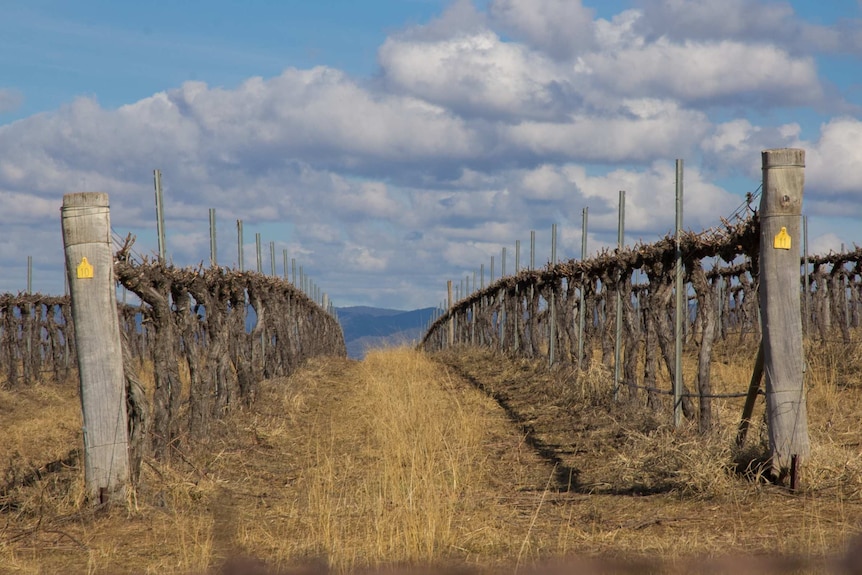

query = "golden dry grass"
0;339;861;574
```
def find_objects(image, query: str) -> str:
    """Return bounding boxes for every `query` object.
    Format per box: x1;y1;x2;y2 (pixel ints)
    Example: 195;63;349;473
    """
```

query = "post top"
762;148;805;168
62;192;109;209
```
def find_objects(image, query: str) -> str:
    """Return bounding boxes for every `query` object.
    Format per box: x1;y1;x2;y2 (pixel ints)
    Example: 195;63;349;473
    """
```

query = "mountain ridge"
336;306;438;359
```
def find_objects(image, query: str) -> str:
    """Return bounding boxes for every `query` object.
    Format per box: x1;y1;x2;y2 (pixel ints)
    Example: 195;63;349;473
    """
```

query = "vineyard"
0;236;345;477
2;155;862;572
422;199;862;435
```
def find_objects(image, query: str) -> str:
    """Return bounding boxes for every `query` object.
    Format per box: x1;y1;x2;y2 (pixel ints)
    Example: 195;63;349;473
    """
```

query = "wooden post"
471;271;476;346
153;170;166;263
500;247;506;348
674;160;684;428
578;208;588;369
549;223;557;367
759;148;810;477
255;233;263;273
802;216;810;336
447;280;454;348
61;193;129;504
514;240;520;352
209;208;217;267
237;219;244;272
614;191;625;400
736;340;764;447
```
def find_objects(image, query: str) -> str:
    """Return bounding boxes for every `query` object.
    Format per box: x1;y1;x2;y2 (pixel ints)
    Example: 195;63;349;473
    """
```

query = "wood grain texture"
759;148;810;471
61;192;129;504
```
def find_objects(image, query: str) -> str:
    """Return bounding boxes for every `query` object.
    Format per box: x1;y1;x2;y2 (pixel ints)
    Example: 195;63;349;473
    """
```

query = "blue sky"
2;1;451;118
1;0;861;308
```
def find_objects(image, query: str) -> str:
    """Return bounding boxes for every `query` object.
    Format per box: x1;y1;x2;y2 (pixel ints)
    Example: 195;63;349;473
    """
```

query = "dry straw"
1;339;861;573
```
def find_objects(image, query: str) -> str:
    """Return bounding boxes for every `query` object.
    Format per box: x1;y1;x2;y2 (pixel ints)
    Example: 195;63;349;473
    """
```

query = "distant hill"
336;306;440;359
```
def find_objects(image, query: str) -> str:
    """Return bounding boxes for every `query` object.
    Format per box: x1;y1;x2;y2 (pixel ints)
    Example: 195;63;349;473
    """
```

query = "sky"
2;0;861;310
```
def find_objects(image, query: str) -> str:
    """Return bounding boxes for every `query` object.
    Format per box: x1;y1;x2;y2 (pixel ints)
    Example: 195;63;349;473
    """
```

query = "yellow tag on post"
77;257;94;279
773;227;791;250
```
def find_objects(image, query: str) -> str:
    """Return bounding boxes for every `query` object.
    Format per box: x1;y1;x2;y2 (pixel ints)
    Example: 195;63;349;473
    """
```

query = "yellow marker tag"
773;227;791;250
77;257;94;279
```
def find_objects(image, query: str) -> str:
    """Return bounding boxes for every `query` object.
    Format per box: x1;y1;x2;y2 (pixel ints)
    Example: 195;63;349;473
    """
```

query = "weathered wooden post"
578;208;588;369
549;224;557;367
759;148;810;483
514;240;520;352
471;270;476;346
61;192;129;504
153;170;167;263
447;280;454;348
209;208;217;267
283;249;289;280
255;233;263;273
613;191;625;400
674;160;684;427
237;219;244;272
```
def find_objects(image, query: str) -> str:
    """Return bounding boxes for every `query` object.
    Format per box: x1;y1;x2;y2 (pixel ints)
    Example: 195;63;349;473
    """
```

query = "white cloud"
582;36;823;106
343;243;389;272
504;102;712;163
700;116;862;203
513;161;740;238
635;0;798;41
803;117;862;196
810;232;844;255
518;164;573;201
0;68;483;225
392;0;487;42
333;181;405;220
488;0;595;59
0;0;859;307
160;68;480;166
379;30;568;120
0;190;60;224
0;89;23;114
634;0;861;55
700;119;802;177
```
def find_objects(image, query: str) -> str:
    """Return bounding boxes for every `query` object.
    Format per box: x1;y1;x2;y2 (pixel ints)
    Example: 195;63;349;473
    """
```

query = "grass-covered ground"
1;339;861;573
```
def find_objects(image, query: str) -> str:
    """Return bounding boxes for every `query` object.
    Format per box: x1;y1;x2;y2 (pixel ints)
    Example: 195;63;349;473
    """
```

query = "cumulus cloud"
636;0;799;42
803;118;862;194
0;89;23;114
379;0;830;120
379;30;570;120
634;0;862;55
160;69;480;169
0;68;482;220
0;0;859;307
809;232;845;255
504;101;712;163
699;116;862;205
488;0;595;59
508;161;740;240
391;0;487;42
700;119;802;177
582;35;823;106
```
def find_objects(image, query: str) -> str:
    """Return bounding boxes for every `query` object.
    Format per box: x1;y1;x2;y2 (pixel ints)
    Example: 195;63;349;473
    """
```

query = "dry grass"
1;339;861;574
433;338;862;561
0;378;81;506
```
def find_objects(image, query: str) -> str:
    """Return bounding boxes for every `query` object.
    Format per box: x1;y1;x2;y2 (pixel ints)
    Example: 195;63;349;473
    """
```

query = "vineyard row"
421;212;860;431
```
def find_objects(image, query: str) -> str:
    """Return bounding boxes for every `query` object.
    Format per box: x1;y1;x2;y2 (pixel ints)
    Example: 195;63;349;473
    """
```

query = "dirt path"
2;347;861;574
